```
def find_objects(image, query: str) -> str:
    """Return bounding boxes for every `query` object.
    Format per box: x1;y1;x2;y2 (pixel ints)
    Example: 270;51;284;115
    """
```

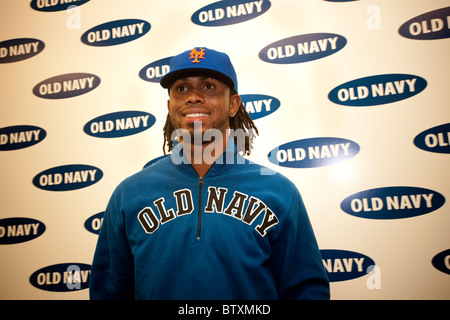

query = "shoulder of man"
113;154;172;192
234;156;300;194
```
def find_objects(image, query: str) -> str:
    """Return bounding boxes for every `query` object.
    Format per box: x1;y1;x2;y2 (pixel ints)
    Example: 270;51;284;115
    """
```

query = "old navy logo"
84;111;156;138
30;0;90;12
241;94;280;120
33;73;100;99
0;38;45;63
81;19;150;46
138;187;279;238
0;218;46;245
399;6;450;40
341;186;445;220
414;123;450;154
268;137;359;168
432;249;450;275
320;249;375;282
29;263;91;292
259;33;346;64
33;164;103;191
192;0;271;27
0;125;46;151
84;212;104;235
328;74;427;106
189;48;205;63
139;56;172;83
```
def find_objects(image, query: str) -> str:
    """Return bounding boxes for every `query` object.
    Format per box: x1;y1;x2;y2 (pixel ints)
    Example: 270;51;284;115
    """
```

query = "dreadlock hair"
163;89;259;156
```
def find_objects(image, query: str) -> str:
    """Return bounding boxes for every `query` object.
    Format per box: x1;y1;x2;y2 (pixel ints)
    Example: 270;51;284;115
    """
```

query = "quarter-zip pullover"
90;141;330;300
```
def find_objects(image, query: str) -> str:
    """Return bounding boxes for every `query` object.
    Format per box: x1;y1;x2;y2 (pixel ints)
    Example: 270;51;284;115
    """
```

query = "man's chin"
174;128;221;145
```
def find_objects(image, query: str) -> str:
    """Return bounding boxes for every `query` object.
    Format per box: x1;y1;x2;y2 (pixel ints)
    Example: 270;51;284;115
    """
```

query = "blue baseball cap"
160;47;238;92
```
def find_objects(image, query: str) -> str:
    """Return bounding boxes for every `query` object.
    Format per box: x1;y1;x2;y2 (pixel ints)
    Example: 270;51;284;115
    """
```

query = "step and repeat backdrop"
1;0;449;300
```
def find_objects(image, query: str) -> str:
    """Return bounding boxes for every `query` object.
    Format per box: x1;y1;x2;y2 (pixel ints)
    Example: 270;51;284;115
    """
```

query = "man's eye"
204;83;215;90
177;85;188;92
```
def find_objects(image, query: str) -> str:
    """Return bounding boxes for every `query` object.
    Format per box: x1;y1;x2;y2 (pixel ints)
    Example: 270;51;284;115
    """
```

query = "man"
89;47;330;300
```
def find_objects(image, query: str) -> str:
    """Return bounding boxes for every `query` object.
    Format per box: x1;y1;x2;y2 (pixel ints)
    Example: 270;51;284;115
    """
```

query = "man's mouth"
184;113;210;118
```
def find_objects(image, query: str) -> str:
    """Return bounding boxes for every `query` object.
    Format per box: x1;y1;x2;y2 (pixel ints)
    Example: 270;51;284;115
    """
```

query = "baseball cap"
160;47;238;92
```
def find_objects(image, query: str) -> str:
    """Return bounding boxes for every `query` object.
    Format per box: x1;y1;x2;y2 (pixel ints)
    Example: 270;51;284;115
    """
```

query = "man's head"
161;47;258;156
161;47;238;93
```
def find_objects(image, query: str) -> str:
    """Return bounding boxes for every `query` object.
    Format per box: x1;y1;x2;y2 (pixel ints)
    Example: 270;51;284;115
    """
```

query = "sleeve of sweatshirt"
89;189;135;300
271;188;330;300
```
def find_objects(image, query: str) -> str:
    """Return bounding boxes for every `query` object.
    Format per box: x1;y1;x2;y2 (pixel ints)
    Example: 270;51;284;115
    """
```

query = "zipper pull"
199;176;204;187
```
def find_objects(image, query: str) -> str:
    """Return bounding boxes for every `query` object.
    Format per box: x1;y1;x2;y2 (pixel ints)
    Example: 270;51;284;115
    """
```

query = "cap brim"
160;67;235;91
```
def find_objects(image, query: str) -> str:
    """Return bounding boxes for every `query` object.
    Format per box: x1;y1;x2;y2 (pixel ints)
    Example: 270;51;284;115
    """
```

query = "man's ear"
230;93;241;117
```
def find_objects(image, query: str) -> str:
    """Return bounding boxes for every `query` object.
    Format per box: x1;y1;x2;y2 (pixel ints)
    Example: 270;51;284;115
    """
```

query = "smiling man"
161;47;256;176
89;47;330;300
164;74;241;176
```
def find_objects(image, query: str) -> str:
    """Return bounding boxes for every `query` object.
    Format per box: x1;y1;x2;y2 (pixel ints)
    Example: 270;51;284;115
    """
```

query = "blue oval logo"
259;33;346;64
33;73;101;99
329;74;427;106
81;19;151;46
0;217;46;245
341;186;445;220
192;0;271;26
139;57;172;83
30;0;90;12
241;94;280;120
84;212;104;235
320;249;375;282
432;249;450;275
414;123;450;154
0;125;46;151
29;263;91;292
0;38;45;63
84;111;156;138
268;137;359;168
33;164;103;191
399;7;450;40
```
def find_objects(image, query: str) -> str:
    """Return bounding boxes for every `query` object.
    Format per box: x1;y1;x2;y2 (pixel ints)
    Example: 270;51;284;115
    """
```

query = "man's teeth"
185;113;209;118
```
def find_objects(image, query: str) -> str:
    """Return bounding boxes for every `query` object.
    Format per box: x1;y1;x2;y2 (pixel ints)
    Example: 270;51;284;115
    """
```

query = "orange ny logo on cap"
189;48;205;63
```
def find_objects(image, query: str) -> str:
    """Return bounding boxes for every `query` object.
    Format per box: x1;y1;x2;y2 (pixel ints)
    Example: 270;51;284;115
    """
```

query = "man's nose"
186;89;204;104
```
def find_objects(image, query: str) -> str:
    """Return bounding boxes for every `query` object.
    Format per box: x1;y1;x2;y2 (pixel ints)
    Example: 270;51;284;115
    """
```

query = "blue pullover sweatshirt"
90;142;329;300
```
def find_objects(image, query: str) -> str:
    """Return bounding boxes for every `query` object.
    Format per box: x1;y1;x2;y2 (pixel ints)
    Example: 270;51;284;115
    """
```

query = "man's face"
167;76;239;139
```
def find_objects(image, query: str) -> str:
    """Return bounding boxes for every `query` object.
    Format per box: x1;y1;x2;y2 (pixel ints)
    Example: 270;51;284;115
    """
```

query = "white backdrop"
1;0;449;300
